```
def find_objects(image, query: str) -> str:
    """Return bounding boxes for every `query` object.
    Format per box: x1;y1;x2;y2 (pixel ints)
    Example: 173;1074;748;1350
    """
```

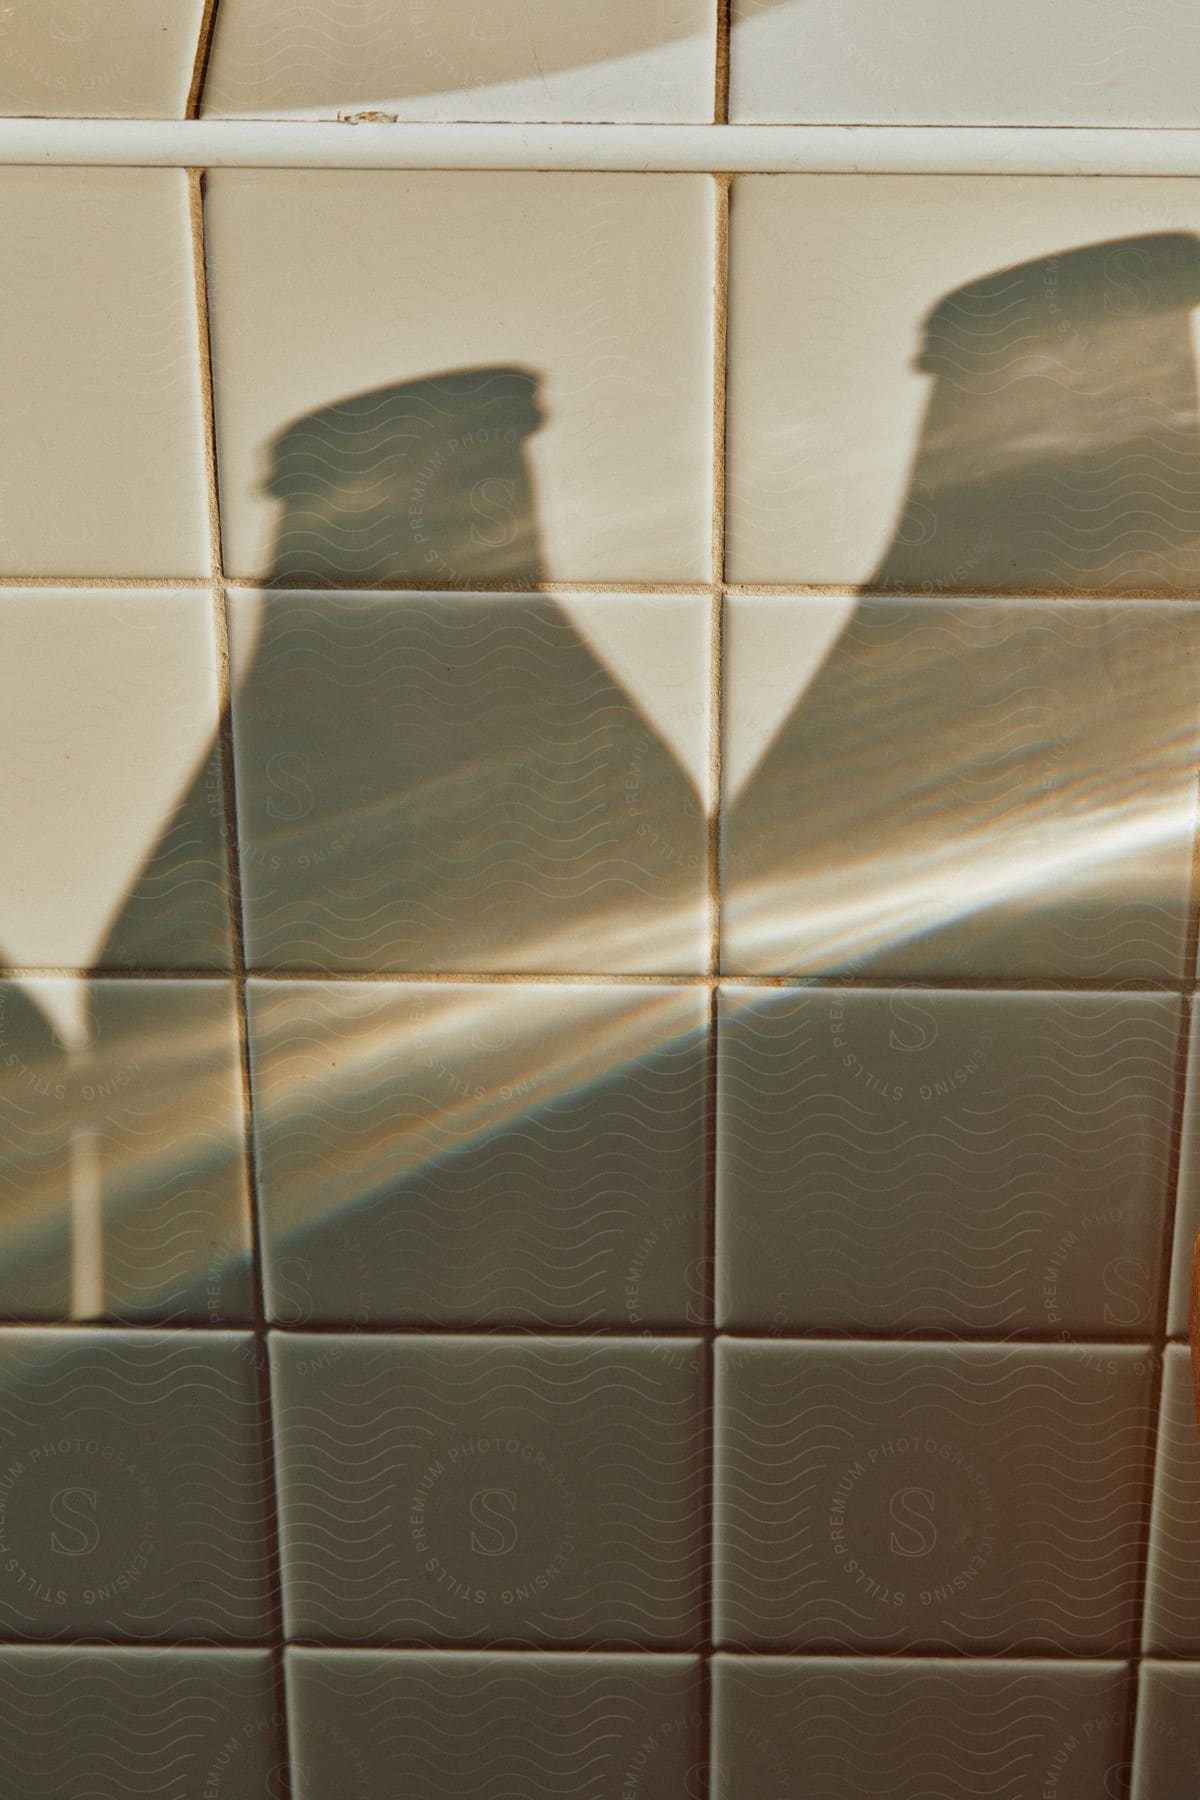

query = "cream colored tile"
732;0;1200;126
202;0;715;122
273;1334;705;1644
227;590;710;974
714;1340;1154;1654
0;1;208;118
717;988;1178;1334
287;1653;703;1800
0;589;229;972
0;1651;277;1800
0;1330;271;1637
249;981;707;1326
713;1658;1130;1800
204;172;714;585
726;176;1200;588
0;171;209;577
721;597;1200;977
0;979;251;1323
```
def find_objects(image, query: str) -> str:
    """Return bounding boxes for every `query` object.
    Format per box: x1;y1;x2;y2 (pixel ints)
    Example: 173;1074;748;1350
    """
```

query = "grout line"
263;1638;1153;1661
0;1637;1166;1661
0;1321;1177;1346
227;576;717;595
699;987;718;1780
187;165;294;1800
700;168;732;1800
0;575;1198;601
714;0;733;125
3;575;1199;601
0;576;214;590
1185;766;1200;1442
184;0;223;120
9;968;1197;992
708;175;730;981
724;582;1200;602
712;973;1194;992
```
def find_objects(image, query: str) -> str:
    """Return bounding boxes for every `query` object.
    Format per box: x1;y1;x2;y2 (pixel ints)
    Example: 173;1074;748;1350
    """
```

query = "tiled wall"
11;2;1200;124
4;9;1200;1800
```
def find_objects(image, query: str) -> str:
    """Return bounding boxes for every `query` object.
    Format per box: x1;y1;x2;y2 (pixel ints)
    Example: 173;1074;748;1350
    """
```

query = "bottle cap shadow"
869;231;1200;594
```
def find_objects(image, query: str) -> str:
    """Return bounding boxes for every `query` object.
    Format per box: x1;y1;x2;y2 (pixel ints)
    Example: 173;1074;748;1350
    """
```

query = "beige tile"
0;171;209;577
0;1650;277;1800
286;1652;703;1800
0;978;251;1322
721;597;1200;976
717;988;1179;1334
0;1329;271;1637
0;1;208;118
272;1334;706;1645
726;176;1200;588
713;1657;1131;1800
732;0;1200;126
201;0;715;122
227;590;710;973
204;172;715;585
714;1340;1154;1654
0;589;229;972
249;981;708;1326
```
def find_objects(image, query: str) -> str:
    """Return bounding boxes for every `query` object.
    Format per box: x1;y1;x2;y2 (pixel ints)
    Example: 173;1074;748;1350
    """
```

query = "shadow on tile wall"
868;233;1200;594
7;233;1200;1338
166;236;1200;986
3;364;708;1325
216;363;707;976
217;366;709;1332
725;231;1200;977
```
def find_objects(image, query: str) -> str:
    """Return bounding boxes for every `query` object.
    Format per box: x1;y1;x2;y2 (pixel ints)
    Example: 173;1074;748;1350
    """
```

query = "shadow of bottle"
212;363;706;976
262;364;545;591
9;364;707;1326
868;231;1200;594
724;231;1200;978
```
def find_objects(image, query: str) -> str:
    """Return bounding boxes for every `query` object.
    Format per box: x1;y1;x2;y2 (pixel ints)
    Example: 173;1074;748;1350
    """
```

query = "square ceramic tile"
228;591;710;973
0;980;252;1322
286;1650;703;1799
1143;1346;1200;1653
726;176;1200;589
0;590;230;971
0;1330;271;1638
202;0;716;121
249;982;707;1327
716;988;1180;1334
0;171;209;577
1167;1007;1200;1337
0;1647;278;1799
730;0;1200;125
204;173;715;585
272;1333;705;1645
1132;1665;1200;1797
713;1339;1154;1653
712;1656;1131;1800
721;598;1200;977
0;2;208;117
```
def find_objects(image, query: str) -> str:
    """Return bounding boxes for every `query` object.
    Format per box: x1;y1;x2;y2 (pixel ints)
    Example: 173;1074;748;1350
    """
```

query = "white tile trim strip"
8;120;1200;173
